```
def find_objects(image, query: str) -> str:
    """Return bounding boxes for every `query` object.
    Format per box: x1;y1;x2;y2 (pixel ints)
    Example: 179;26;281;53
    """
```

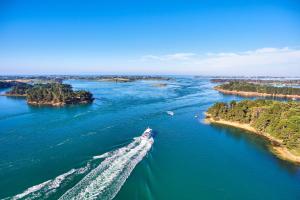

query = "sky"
0;0;299;76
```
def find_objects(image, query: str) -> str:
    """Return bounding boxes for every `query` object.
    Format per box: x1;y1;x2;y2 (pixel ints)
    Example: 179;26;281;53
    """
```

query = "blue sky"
0;0;299;75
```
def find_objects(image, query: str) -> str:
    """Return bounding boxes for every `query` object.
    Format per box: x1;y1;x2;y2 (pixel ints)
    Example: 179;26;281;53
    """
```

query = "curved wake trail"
7;128;154;200
59;129;154;200
7;165;90;200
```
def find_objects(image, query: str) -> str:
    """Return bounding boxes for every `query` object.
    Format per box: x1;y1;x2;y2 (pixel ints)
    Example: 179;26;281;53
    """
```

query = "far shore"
205;113;300;164
215;87;300;99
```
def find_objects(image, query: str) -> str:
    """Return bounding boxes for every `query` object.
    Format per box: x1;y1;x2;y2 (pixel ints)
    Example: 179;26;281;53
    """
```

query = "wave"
73;111;92;118
0;112;31;121
7;128;154;200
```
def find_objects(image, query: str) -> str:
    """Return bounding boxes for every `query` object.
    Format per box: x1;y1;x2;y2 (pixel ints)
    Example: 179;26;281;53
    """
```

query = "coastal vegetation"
215;82;300;99
5;83;33;96
6;83;94;106
206;99;300;162
211;78;300;86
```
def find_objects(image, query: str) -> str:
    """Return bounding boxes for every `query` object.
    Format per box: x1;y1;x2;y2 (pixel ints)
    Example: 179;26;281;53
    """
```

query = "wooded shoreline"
215;87;300;99
205;113;300;164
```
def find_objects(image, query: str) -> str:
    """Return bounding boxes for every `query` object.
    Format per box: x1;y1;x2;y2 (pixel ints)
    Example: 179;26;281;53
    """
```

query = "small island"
5;83;94;106
214;81;300;99
206;99;300;163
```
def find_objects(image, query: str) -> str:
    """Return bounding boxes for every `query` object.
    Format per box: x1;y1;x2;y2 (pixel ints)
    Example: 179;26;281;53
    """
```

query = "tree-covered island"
5;83;94;106
215;82;300;99
206;99;300;163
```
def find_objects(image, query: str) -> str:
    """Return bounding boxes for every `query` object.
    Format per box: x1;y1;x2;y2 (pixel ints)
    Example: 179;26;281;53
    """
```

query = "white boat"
141;127;153;139
166;111;174;116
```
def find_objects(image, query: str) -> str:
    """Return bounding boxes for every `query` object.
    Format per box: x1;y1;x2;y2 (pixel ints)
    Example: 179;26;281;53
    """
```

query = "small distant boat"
292;97;296;101
166;111;174;116
194;115;198;118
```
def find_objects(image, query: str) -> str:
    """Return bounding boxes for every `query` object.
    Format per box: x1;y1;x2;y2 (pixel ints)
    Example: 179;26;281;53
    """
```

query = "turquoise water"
0;77;300;199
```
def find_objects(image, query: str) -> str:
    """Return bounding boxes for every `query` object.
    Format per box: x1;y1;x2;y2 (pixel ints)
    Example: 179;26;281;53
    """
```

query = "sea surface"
0;77;300;199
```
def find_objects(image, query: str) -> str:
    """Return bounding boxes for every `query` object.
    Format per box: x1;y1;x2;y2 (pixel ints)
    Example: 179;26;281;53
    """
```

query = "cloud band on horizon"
137;47;300;76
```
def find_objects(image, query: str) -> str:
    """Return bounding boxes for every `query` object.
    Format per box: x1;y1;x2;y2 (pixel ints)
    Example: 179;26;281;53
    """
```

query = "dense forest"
6;83;33;96
217;82;300;96
6;83;94;105
207;100;300;153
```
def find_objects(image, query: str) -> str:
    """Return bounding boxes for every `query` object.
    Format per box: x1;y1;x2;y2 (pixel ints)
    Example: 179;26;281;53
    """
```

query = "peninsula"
5;83;94;106
214;82;300;99
211;78;300;86
206;99;300;163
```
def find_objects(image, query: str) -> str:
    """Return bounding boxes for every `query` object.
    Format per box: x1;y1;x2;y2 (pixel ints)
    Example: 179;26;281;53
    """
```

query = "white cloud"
141;52;196;61
138;47;300;76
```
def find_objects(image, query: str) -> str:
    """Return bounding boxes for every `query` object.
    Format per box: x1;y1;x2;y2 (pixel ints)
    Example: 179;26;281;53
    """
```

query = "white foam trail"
59;130;154;200
10;166;89;200
12;180;51;199
166;111;174;116
77;163;91;175
92;152;111;160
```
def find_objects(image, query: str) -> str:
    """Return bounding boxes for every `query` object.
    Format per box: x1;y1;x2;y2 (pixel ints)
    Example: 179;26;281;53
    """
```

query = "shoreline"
28;101;66;106
205;113;300;164
28;100;92;106
215;87;300;99
1;95;91;106
0;93;26;97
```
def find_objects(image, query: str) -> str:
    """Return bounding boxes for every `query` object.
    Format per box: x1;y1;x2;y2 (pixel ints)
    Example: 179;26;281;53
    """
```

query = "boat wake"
59;128;154;200
8;165;90;200
166;111;174;116
7;128;154;200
